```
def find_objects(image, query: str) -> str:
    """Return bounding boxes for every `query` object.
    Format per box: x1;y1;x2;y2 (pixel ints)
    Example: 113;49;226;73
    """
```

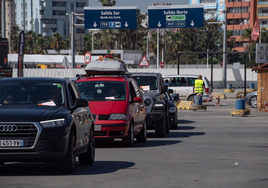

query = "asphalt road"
1;96;268;188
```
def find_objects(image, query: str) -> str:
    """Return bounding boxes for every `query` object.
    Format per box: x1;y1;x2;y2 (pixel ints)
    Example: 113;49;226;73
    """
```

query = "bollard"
249;83;254;89
193;94;202;105
227;83;232;89
236;99;245;110
190;93;207;111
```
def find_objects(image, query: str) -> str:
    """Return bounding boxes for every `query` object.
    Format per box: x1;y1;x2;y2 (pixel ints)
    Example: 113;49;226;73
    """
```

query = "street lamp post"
208;8;227;88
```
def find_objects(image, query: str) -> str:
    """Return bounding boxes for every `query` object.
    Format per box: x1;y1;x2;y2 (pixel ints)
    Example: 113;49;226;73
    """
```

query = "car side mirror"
168;89;173;94
74;98;89;108
134;97;142;102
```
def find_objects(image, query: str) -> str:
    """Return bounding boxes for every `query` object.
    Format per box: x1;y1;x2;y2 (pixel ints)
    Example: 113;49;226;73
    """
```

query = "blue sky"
88;0;189;13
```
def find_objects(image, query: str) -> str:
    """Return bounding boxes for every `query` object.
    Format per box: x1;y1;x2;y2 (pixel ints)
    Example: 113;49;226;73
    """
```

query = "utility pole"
222;9;227;88
208;8;227;88
71;12;75;69
1;0;6;38
157;28;159;69
23;0;26;31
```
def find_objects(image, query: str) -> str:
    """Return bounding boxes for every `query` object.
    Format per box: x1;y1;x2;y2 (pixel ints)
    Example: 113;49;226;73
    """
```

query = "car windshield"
75;81;126;101
132;76;158;90
0;81;65;106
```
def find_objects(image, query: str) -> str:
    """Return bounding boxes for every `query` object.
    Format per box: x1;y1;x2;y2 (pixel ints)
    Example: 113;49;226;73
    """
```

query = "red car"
75;61;147;147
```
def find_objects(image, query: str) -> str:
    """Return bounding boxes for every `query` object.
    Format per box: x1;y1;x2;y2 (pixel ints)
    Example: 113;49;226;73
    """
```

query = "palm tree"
35;35;49;54
98;0;116;6
241;28;253;62
10;25;20;53
25;30;37;54
50;32;66;54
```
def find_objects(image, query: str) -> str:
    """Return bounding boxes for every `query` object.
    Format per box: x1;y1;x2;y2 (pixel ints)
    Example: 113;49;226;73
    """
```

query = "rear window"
75;81;126;101
132;76;158;90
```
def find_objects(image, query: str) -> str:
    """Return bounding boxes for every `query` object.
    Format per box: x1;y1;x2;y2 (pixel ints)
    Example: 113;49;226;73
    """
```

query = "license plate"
0;140;24;147
94;125;101;131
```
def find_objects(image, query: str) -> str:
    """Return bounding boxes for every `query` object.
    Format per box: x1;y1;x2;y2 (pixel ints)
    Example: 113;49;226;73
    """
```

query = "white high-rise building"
15;0;87;38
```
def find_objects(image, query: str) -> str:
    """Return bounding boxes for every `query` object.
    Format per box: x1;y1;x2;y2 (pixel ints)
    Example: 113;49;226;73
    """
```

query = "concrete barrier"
177;101;193;110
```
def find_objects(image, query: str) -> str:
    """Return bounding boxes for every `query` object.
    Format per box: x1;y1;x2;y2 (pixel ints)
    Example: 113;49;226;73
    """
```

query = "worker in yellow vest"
193;75;205;95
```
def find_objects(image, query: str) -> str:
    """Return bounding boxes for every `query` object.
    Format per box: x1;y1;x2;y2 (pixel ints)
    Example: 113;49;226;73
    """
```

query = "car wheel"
136;121;147;142
187;95;195;101
58;130;76;173
123;122;134;147
155;114;166;138
170;123;177;130
250;96;257;108
78;127;95;165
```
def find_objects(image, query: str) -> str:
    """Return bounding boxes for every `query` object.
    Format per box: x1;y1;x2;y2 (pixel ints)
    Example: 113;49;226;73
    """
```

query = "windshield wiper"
87;98;105;101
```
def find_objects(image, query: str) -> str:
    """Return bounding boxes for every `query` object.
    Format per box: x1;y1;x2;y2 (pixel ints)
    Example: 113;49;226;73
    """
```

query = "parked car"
0;77;95;173
131;72;170;137
75;59;147;147
165;91;178;130
245;91;257;108
163;74;213;102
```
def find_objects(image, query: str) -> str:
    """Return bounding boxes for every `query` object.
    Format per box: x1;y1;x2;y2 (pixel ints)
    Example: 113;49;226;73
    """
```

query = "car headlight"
40;119;65;128
109;114;126;120
169;107;177;113
144;99;152;106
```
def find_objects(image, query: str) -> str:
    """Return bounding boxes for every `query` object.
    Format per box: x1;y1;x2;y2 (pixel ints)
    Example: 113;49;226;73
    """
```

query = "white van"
163;74;213;102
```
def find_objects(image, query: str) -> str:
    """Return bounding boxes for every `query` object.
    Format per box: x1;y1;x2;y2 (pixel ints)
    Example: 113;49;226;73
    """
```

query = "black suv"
0;77;95;173
131;73;169;137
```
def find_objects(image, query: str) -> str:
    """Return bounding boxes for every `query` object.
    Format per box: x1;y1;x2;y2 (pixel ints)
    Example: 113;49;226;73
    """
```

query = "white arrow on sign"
93;22;97;27
157;22;162;27
190;20;195;27
125;22;129;27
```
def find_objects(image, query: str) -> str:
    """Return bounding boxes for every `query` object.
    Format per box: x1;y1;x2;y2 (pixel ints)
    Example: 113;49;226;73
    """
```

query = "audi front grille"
0;123;39;147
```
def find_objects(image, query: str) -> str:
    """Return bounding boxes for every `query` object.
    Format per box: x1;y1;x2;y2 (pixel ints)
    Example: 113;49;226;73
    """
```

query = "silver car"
245;91;257;108
163;74;213;102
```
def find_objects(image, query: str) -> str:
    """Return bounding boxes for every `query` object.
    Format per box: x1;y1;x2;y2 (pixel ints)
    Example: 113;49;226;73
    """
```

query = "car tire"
170;123;177;130
250;96;257;108
187;95;195;101
122;122;134;147
155;114;166;138
58;130;76;173
78;127;95;165
136;121;147;142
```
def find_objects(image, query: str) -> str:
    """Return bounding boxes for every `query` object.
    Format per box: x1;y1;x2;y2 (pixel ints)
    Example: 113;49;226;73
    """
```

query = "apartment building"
0;0;16;39
258;0;268;29
189;0;225;21
226;0;257;52
15;0;88;50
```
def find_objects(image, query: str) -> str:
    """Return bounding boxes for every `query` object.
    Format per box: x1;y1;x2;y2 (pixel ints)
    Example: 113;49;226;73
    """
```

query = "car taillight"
205;88;209;93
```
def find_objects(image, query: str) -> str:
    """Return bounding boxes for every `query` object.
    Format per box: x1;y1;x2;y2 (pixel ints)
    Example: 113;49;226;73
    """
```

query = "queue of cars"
0;58;180;173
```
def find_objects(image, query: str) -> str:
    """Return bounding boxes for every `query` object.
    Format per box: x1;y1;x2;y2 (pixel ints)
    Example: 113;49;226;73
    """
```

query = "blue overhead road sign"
84;6;137;29
148;5;204;29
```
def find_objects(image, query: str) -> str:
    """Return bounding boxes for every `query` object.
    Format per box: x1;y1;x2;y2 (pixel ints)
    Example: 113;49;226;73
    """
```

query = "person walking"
193;75;205;95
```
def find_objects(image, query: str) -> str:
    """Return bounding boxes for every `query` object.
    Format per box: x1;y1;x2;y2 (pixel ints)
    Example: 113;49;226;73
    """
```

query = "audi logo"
0;125;18;132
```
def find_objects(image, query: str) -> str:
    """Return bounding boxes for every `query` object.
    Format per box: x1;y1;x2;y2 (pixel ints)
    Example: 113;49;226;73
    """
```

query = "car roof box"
85;60;128;75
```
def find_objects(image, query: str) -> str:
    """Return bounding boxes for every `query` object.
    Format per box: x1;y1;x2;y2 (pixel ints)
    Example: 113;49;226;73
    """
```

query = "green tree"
10;25;20;53
50;32;66;54
98;0;116;6
241;28;253;62
35;35;49;54
25;30;37;54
